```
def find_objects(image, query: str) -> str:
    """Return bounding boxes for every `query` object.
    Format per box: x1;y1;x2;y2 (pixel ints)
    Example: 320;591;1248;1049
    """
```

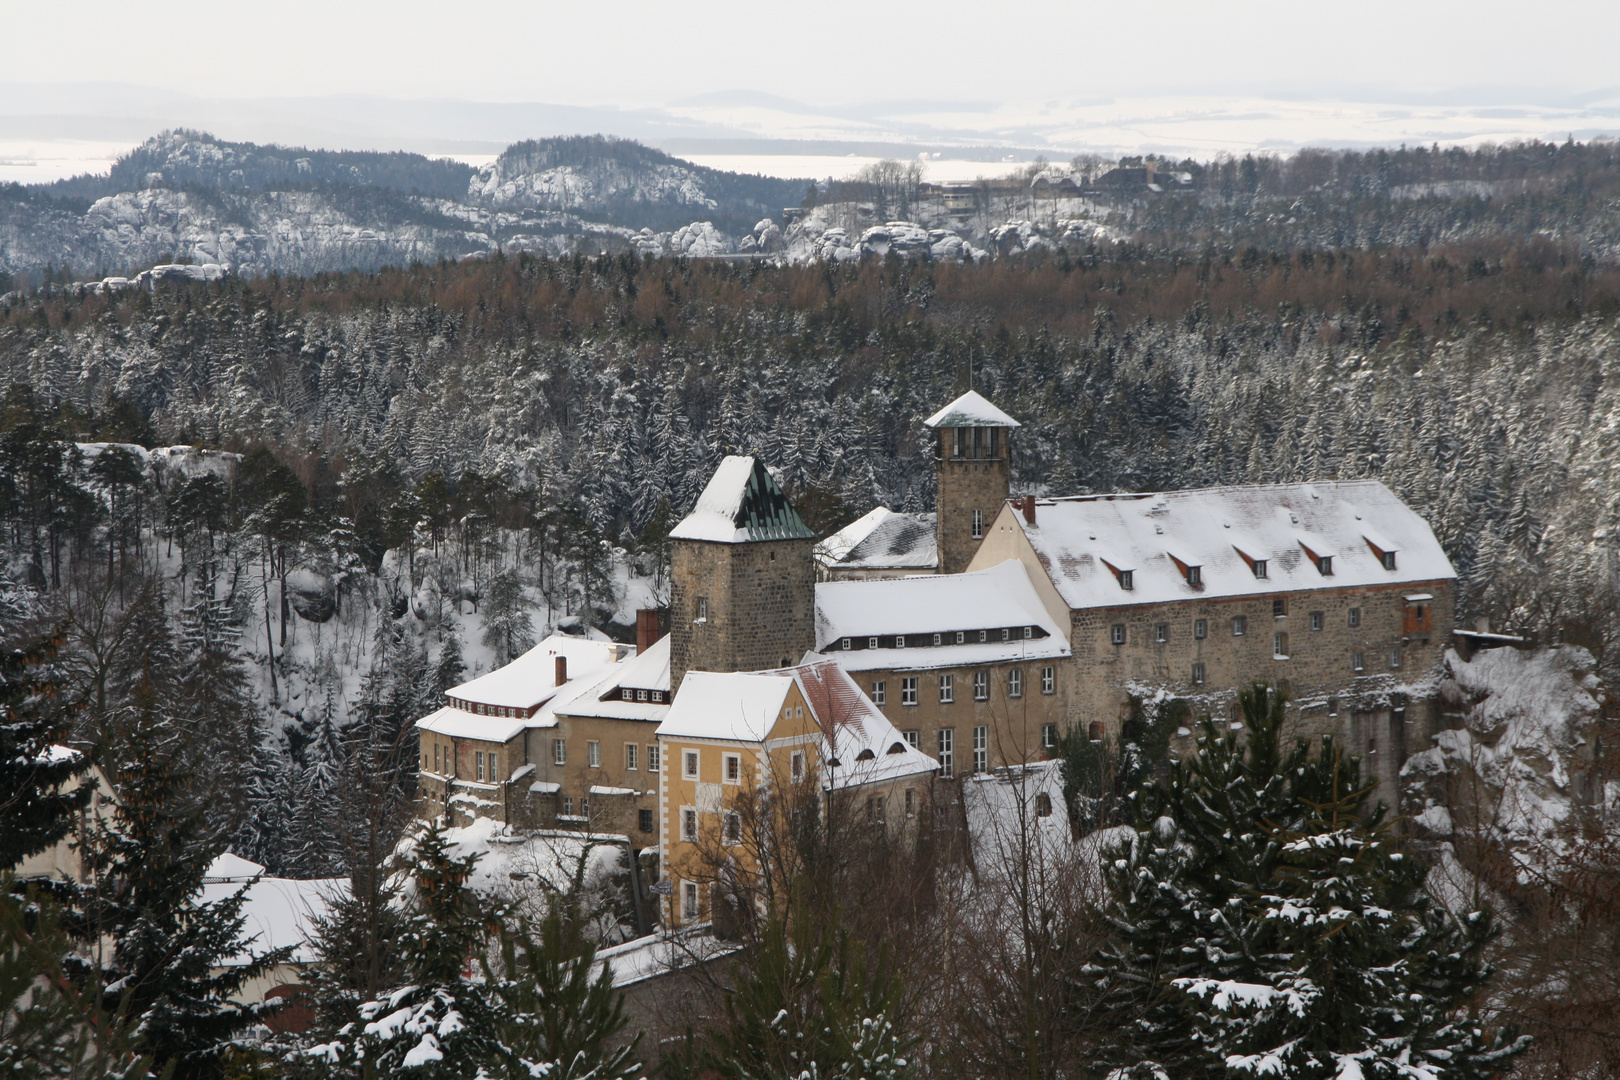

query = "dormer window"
1382;551;1397;571
933;633;942;646
1119;569;1133;590
1023;626;1033;639
868;636;879;649
841;637;851;650
1364;535;1399;571
1317;556;1333;576
1252;559;1267;579
895;635;906;648
955;631;965;644
1185;565;1201;587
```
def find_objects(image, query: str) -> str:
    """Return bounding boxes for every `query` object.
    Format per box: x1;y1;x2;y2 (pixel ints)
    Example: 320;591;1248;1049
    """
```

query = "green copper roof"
669;456;817;543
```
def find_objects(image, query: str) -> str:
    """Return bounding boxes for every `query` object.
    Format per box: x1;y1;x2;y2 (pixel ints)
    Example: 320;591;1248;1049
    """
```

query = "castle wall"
670;537;816;688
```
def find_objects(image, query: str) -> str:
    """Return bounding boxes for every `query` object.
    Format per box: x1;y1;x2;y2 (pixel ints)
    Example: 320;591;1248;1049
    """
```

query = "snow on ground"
962;760;1126;900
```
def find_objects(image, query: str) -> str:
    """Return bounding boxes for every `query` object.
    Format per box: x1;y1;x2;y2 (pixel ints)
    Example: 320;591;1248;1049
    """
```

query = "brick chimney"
636;608;667;654
554;655;568;686
1020;495;1037;525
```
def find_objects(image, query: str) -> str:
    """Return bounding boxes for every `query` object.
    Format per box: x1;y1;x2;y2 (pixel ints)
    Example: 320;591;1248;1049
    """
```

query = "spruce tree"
1086;684;1528;1079
0;618;92;875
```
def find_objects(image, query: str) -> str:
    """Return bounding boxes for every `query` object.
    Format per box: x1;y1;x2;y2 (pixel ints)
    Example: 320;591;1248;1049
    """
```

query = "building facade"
924;391;1019;575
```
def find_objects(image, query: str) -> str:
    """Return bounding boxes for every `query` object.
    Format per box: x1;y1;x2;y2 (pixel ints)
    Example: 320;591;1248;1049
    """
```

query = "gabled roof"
551;635;672;724
814;560;1069;671
814;507;937;571
1008;480;1455;610
669;456;816;544
923;390;1020;429
446;634;626;711
787;658;939;787
657;671;796;742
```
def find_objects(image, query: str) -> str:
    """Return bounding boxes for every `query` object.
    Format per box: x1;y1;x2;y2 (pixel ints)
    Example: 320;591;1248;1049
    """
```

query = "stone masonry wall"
671;537;816;688
935;429;1010;575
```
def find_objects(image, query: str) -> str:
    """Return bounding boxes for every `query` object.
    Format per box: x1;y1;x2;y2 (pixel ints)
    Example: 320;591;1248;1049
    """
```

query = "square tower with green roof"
668;456;818;689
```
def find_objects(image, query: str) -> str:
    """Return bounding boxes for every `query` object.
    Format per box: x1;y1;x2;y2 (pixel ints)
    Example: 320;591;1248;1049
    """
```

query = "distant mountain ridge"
0;130;811;279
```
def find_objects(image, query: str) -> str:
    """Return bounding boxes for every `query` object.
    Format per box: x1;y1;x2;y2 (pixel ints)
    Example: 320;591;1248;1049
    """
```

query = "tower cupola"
924;391;1020;574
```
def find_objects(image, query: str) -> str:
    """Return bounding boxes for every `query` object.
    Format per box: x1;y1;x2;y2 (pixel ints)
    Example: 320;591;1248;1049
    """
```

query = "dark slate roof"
670;456;817;543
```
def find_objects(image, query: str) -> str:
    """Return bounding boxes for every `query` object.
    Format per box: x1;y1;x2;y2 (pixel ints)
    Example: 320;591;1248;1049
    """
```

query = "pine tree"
307;821;505;1078
432;630;466;699
481;569;535;664
0;619;91;875
76;692;292;1080
1086;684;1529;1080
488;896;640;1080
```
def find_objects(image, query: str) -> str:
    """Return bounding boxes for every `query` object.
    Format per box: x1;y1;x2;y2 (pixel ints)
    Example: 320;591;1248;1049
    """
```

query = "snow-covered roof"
416;704;525;743
1008;481;1455;610
658;661;937;788
923;390;1021;429
597;927;741;988
446;634;627;711
203;852;267;882
814;508;937;572
815;560;1070;672
198;876;345;966
658;671;796;742
669;456;816;544
552;634;671;724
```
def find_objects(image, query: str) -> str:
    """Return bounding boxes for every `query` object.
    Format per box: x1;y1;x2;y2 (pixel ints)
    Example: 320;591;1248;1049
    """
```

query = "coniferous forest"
5;153;1620;1078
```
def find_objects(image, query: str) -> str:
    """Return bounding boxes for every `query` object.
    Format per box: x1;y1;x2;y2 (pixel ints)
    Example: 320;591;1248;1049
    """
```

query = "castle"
415;389;1456;925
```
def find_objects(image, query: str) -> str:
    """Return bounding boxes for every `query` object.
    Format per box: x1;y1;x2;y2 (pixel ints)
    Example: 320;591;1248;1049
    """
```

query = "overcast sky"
6;0;1615;106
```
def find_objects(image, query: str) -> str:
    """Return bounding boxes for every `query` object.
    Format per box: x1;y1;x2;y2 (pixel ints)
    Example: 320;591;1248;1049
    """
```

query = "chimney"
1020;495;1037;525
636;608;665;654
554;655;568;686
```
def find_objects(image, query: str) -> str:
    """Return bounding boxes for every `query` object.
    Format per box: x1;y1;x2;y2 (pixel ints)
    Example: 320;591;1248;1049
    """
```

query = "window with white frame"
696;597;708;621
1232;615;1247;636
580;798;588;817
681;880;699;920
1253;559;1268;579
1348;607;1361;628
972;508;984;539
1118;569;1134;590
1317;555;1334;576
903;730;919;748
1192;662;1205;685
1389;647;1402;670
972;726;988;773
937;729;954;778
868;636;879;649
1111;624;1126;645
1042;723;1057;748
683;750;699;779
647;744;660;772
895;635;906;648
872;680;886;705
978;630;988;643
973;670;989;700
1000;628;1010;642
901;677;918;706
588;741;601;767
1041;666;1055;694
625;744;638;770
1353;650;1365;673
476;751;485;781
841;637;851;650
955;631;965;644
1155;623;1169;643
933;633;942;646
1195;618;1207;639
681;807;697;842
1274;632;1289;657
553;739;567;766
1008;668;1023;698
939;673;954;703
562;796;573;816
723;753;741;784
1273;597;1287;617
1310;611;1324;631
790;750;805;783
1382;551;1397;570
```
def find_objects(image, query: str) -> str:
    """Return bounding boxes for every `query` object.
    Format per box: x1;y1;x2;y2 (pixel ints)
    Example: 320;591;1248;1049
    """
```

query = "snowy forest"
5;217;1620;1077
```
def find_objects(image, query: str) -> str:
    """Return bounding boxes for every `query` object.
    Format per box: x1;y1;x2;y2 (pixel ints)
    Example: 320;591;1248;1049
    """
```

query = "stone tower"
669;456;818;691
925;391;1020;575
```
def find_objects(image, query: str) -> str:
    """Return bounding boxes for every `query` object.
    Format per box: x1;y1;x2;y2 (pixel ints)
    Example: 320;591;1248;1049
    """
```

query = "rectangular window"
1119;569;1134;590
434;744;441;772
647;745;660;772
1041;666;1055;694
625;744;638;771
955;631;965;644
1253;559;1268;579
1186;565;1202;586
1327;697;1339;716
553;739;567;766
973;726;988;773
1194;618;1207;639
1353;650;1365;673
901;677;918;706
790;750;805;783
696;596;708;621
1192;662;1205;685
871;680;886;706
681;807;697;842
973;670;989;700
1111;624;1126;645
1310;611;1324;631
723;753;741;784
1008;669;1023;698
903;730;919;748
1273;597;1287;617
1232;616;1246;636
580;798;588;817
588;741;601;768
895;635;906;648
639;809;655;833
681;880;699;920
1000;628;1010;642
933;633;942;646
972;508;984;539
840;636;851;650
937;729;954;778
1042;723;1057;749
1389;647;1402;670
1317;555;1334;576
1382;551;1397;571
904;788;916;816
723;810;741;845
939;673;954;704
1274;632;1289;658
1023;626;1033;639
868;636;879;649
866;795;886;825
1154;623;1169;643
478;751;488;781
1348;607;1361;628
683;750;699;779
562;796;573;816
978;630;988;643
